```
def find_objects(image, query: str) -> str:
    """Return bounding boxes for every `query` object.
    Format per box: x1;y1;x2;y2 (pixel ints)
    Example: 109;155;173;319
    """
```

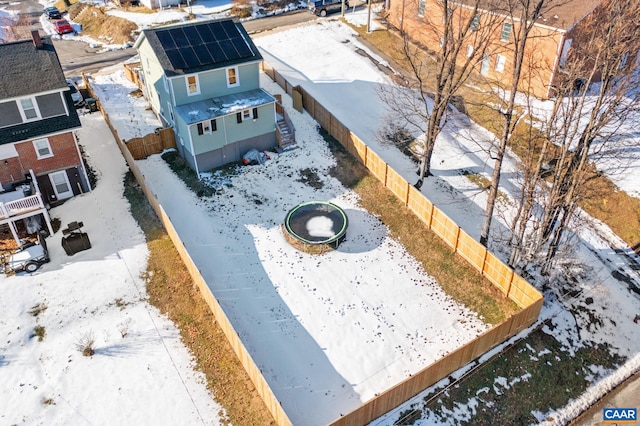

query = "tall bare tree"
479;0;556;247
379;0;503;188
505;0;640;273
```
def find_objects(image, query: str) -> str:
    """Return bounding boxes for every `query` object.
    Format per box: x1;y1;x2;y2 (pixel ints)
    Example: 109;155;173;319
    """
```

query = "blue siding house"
134;18;281;174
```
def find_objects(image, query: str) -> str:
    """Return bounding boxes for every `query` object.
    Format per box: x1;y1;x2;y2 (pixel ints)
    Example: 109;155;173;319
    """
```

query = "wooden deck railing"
0;194;45;219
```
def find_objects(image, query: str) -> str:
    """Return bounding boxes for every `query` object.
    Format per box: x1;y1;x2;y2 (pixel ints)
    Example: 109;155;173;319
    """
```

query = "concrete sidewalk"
571;371;640;425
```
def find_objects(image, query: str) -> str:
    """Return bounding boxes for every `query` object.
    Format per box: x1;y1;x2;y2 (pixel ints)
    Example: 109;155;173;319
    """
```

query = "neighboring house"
387;0;637;99
0;30;91;242
135;18;284;174
137;0;180;10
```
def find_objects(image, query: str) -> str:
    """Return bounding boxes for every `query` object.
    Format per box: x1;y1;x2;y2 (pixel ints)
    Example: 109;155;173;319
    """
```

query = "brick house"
386;0;638;99
0;30;90;242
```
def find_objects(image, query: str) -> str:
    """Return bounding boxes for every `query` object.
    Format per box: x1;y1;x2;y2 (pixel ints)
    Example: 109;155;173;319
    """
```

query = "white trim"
186;74;200;96
49;170;73;200
18;97;41;122
495;54;506;73
226;66;240;87
33;138;53;159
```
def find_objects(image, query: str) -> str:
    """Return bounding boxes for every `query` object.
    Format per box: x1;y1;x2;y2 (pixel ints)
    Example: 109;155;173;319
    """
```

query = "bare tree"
379;0;503;188
505;0;640;273
479;0;558;247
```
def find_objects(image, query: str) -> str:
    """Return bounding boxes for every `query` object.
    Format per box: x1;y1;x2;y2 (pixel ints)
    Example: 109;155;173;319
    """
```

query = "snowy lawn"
68;8;640;426
0;114;223;425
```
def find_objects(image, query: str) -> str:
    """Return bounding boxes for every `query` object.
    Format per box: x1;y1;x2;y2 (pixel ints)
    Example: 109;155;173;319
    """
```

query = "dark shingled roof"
0;35;81;145
0;36;68;99
140;18;262;77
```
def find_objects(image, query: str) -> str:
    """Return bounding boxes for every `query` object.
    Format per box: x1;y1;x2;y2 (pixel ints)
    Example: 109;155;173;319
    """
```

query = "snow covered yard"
58;8;640;425
0;114;223;425
127;73;492;424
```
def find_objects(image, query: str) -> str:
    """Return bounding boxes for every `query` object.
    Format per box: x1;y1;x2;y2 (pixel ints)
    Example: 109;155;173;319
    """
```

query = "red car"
53;19;74;35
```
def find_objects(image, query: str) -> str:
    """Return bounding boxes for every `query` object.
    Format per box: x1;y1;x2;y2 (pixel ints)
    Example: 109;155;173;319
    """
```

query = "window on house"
480;54;491;76
495;54;506;73
500;22;512;42
242;109;251;120
19;98;40;121
470;14;479;31
417;0;425;17
466;45;474;58
227;67;239;87
237;109;256;123
33;138;53;159
197;119;217;135
186;75;200;95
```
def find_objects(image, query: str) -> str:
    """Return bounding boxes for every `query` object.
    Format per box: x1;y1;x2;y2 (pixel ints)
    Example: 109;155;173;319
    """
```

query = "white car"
66;78;84;107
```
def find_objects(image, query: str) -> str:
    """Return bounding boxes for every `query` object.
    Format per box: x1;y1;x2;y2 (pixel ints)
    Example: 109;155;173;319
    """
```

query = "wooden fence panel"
385;167;409;204
406;186;434;227
366;149;387;183
314;103;332;131
350;134;368;165
95;65;544;426
482;251;513;295
429;208;458;249
456;230;486;272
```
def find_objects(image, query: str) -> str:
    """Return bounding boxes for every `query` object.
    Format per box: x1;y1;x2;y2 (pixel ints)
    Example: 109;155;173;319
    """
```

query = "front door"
49;170;74;200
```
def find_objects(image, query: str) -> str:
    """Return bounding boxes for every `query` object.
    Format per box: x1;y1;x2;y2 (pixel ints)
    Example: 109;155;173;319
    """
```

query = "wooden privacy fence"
261;62;543;426
125;127;176;160
86;82;292;426
90;63;543;426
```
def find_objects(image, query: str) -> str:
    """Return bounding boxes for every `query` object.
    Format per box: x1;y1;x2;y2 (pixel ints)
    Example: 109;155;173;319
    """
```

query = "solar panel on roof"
158;21;256;70
171;28;191;48
218;39;237;58
180;46;200;67
221;20;237;38
194;46;214;64
182;26;203;45
207;42;228;62
165;49;187;69
156;30;177;50
210;23;228;42
196;24;214;42
234;40;253;57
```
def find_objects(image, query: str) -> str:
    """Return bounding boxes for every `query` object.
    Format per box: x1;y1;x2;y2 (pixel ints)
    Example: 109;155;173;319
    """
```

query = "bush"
75;331;96;357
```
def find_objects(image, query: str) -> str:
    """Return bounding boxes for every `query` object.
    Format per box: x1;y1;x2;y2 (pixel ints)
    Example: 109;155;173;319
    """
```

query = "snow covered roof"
174;88;275;123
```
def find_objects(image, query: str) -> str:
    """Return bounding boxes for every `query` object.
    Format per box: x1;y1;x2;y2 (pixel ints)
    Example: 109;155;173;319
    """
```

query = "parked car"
309;0;348;16
44;6;62;20
53;19;74;35
66;78;84;107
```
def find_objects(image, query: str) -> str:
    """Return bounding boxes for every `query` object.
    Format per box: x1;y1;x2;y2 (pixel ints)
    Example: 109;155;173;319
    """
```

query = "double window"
236;108;259;123
19;97;40;121
197;119;217;135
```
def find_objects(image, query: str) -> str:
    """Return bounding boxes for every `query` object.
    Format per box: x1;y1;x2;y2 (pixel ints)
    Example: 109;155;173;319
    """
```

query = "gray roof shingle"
0;35;68;99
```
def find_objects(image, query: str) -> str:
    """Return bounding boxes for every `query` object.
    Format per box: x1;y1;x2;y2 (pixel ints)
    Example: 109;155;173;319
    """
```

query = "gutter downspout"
188;126;199;176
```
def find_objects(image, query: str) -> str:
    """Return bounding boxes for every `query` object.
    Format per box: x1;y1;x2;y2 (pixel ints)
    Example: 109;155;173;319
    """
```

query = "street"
52;10;317;76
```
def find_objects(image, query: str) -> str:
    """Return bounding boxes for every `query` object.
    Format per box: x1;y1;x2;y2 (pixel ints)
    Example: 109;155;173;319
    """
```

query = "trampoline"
284;201;348;250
